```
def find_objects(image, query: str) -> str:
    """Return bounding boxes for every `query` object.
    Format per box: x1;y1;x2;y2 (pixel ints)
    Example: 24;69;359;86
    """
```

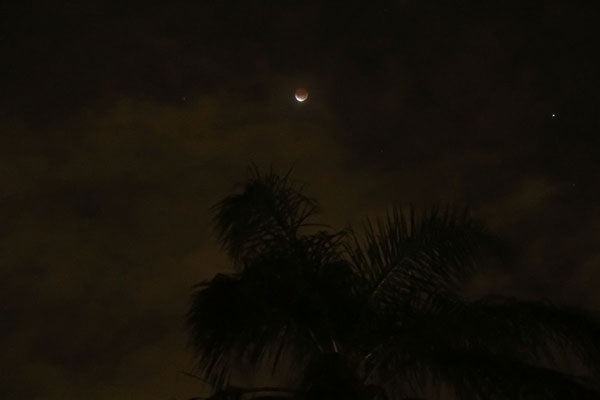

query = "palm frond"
186;271;313;387
440;295;600;377
414;349;599;399
186;251;360;387
364;294;600;399
346;205;507;308
212;166;321;266
191;169;600;400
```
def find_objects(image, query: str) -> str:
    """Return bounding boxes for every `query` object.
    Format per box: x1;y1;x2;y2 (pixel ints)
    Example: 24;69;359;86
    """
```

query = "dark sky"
1;1;599;398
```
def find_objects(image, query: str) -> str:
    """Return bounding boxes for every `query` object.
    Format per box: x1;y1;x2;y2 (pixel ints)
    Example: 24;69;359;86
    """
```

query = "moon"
294;88;308;102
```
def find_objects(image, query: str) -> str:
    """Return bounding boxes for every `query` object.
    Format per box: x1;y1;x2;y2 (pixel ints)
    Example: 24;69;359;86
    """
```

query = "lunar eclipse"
294;88;308;102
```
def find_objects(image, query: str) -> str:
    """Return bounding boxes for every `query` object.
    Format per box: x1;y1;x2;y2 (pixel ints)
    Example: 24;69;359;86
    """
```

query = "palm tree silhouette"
187;168;600;400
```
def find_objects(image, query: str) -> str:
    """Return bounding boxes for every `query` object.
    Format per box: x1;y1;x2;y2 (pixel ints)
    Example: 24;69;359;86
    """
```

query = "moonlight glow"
295;88;308;102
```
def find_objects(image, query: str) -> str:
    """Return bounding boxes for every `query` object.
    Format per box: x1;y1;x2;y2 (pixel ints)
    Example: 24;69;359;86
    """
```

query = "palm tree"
187;168;600;400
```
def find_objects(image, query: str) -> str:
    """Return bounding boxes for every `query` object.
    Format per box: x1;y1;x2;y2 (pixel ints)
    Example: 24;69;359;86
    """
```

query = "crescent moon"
294;88;308;102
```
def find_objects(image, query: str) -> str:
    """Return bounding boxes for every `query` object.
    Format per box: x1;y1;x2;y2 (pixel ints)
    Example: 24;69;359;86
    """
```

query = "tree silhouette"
187;168;600;400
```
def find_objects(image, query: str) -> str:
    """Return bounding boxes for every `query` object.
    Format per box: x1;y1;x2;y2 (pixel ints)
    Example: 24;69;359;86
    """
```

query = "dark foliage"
187;169;600;399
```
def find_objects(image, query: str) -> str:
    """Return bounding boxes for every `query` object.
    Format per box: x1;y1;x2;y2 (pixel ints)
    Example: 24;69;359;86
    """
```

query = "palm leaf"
346;206;508;308
364;294;600;399
186;249;359;387
186;271;313;387
434;295;600;377
212;166;321;266
189;169;600;400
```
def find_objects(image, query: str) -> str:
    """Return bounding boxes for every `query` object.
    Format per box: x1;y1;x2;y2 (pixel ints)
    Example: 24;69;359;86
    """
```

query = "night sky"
2;1;599;398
